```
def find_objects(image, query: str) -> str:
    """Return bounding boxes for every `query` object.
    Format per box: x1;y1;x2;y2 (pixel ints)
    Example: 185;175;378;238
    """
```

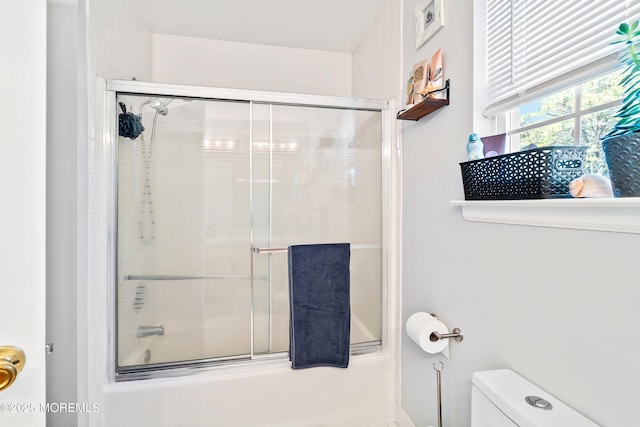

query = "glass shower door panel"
257;106;383;353
116;94;252;368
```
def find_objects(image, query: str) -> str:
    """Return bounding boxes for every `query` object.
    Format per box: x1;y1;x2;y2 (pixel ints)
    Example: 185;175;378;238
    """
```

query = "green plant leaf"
624;80;640;91
623;90;640;104
621;71;635;85
619;105;640;118
628;82;640;94
610;21;640;135
617;116;634;125
623;75;640;89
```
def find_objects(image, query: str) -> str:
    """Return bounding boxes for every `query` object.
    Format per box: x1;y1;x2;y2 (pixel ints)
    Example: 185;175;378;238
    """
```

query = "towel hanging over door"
288;243;351;369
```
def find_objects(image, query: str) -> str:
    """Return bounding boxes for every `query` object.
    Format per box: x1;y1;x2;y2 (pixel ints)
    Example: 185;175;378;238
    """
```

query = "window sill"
450;198;640;234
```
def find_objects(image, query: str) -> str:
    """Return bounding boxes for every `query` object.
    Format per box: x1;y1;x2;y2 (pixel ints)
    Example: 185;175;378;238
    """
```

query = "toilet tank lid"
472;369;600;427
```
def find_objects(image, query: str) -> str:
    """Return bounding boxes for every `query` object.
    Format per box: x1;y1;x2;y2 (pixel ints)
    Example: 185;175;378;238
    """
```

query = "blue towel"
288;243;351;369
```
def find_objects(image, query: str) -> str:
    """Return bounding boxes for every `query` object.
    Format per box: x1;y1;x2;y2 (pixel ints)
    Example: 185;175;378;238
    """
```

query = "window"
506;70;624;176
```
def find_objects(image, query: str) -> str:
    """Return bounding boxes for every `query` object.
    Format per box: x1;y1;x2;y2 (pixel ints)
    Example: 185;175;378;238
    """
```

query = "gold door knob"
0;346;26;392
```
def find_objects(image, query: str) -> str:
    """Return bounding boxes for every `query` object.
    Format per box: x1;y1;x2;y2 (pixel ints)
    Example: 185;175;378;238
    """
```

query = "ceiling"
132;0;388;53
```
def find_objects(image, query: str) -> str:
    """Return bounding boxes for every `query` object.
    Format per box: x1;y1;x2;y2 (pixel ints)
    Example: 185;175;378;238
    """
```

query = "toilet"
471;369;599;426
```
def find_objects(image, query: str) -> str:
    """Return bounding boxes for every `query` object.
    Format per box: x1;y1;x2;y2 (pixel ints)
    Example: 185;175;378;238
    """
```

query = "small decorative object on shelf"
397;79;450;121
412;59;430;104
466;133;484;161
459;146;587;200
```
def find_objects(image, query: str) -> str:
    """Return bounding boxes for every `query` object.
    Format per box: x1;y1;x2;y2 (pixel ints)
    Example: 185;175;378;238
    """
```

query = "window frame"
503;74;623;154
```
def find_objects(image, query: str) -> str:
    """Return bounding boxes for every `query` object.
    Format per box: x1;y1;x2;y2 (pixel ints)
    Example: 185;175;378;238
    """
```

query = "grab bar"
120;275;250;282
253;243;381;254
253;247;288;254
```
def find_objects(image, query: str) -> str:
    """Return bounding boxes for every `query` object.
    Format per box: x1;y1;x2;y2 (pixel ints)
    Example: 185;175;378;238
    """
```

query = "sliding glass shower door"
116;96;253;368
115;92;384;376
251;104;383;355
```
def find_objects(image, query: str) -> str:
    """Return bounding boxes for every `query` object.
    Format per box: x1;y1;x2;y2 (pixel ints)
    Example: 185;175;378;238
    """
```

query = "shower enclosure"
108;81;390;380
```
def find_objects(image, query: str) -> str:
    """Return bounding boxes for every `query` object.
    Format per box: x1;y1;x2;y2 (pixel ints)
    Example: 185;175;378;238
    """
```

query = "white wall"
400;1;640;427
47;2;79;426
153;34;352;96
351;0;402;101
86;0;152;81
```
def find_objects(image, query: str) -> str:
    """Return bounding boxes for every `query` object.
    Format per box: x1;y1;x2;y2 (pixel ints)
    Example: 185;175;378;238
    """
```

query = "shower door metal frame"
105;79;393;382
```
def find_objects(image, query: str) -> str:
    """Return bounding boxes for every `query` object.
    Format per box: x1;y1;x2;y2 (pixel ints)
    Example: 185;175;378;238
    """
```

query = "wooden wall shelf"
397;79;450;121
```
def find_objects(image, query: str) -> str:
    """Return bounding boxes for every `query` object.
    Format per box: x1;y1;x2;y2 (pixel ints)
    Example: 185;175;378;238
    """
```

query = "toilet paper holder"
430;314;464;343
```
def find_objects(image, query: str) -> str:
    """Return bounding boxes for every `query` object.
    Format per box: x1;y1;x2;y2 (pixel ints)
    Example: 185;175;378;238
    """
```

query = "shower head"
149;98;171;115
139;97;172;116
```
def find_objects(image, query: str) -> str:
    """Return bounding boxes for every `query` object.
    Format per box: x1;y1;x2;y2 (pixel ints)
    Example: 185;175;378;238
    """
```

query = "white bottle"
466;133;484;161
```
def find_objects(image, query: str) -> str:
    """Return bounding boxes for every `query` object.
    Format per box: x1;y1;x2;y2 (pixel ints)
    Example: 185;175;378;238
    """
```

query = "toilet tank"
471;369;599;427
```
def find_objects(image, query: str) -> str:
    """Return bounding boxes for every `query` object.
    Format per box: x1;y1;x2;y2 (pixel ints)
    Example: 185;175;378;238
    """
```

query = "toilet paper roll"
406;312;450;354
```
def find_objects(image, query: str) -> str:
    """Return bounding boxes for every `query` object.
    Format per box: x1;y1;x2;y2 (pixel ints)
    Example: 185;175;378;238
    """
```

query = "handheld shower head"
139;97;172;116
149;98;171;115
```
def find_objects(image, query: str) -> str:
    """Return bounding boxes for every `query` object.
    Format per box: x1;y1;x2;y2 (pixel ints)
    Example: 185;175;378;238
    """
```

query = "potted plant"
601;21;640;197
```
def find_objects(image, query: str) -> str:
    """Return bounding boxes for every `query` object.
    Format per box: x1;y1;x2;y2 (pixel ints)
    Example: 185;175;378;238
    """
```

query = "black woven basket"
459;146;587;200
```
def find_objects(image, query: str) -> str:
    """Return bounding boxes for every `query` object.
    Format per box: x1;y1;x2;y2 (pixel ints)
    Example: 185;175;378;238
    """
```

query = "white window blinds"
484;0;640;116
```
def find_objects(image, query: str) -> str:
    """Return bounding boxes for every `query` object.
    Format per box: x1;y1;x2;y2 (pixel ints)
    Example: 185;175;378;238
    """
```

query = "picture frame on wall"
415;0;444;49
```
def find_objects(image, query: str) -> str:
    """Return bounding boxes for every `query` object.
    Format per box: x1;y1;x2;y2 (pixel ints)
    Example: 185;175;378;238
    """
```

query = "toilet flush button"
525;395;553;410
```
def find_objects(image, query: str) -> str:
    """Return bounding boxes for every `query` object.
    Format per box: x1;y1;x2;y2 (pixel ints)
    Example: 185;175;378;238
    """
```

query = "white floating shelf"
450;198;640;234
